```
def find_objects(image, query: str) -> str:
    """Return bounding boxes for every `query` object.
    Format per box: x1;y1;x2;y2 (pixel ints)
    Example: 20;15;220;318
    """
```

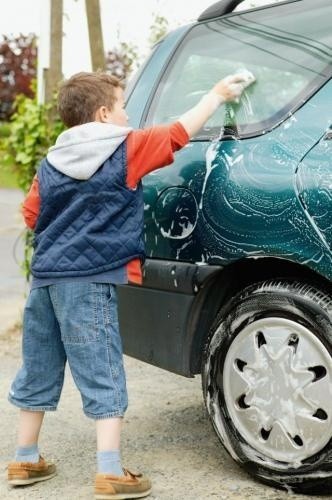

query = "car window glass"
146;0;332;139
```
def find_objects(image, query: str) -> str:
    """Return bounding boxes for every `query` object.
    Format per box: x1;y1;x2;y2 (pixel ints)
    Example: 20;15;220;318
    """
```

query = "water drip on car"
199;93;254;212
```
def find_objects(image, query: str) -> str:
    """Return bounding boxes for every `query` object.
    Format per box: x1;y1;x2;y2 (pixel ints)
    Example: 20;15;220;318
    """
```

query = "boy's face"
95;87;129;126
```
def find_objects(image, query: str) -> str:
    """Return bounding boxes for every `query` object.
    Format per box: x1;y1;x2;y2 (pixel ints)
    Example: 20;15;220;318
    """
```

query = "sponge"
235;69;256;88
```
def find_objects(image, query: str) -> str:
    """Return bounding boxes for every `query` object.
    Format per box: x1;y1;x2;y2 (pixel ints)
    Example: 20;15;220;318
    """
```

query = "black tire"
202;279;332;495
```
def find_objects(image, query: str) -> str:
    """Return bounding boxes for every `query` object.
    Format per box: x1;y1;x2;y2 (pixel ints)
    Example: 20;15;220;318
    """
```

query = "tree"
105;41;139;82
44;0;63;103
0;34;37;120
85;0;105;70
148;13;169;48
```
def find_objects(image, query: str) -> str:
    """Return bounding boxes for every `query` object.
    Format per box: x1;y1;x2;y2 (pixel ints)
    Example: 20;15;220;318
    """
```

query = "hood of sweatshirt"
47;122;133;180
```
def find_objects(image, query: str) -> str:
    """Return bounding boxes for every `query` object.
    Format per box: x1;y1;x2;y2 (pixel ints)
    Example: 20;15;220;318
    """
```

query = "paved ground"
0;189;26;335
0;189;329;499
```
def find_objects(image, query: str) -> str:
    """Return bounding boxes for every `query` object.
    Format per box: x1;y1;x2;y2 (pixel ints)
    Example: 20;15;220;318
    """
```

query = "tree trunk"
45;0;63;103
85;0;105;71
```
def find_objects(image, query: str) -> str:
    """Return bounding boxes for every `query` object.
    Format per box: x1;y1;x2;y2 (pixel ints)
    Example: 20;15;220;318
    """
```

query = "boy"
7;70;253;499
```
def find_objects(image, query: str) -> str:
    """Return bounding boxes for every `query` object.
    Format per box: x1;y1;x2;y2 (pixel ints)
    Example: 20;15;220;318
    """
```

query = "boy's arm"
126;72;255;188
126;121;189;188
178;73;255;138
22;176;40;230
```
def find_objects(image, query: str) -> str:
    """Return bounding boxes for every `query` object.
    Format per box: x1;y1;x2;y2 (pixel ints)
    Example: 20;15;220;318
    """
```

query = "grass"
0;123;19;189
0;151;19;189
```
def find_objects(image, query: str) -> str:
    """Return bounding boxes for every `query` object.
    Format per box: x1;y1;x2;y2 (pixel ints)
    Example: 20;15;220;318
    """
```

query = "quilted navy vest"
31;142;145;278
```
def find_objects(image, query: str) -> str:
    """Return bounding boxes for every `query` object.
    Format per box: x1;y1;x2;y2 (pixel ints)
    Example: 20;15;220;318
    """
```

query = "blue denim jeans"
9;283;128;419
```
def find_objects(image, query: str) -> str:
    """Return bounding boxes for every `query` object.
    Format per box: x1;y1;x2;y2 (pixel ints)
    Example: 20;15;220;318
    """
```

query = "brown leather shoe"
7;456;56;486
95;468;152;499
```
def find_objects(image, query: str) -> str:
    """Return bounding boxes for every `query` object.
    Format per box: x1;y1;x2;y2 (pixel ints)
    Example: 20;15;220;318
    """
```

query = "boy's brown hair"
58;72;124;128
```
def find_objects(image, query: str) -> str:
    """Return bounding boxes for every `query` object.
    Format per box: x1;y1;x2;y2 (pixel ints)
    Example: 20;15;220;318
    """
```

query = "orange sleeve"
125;122;188;284
22;176;40;230
126;121;189;189
126;258;143;285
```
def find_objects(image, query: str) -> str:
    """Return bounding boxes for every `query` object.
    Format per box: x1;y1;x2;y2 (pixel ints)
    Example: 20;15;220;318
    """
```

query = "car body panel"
296;131;332;258
141;79;332;280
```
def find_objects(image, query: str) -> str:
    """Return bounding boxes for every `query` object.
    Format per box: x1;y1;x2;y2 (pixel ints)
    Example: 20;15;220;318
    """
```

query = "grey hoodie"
47;122;133;180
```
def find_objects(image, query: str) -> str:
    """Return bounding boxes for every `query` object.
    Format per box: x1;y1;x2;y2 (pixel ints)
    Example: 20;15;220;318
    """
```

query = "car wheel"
202;279;332;495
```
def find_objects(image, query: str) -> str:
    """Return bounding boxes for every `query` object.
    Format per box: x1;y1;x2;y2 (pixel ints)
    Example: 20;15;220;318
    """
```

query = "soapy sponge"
235;69;256;87
232;69;256;102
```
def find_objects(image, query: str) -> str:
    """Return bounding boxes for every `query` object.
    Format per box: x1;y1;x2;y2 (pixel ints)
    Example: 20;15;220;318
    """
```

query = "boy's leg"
9;287;66;414
54;282;151;497
96;416;122;450
7;287;66;486
13;410;46;470
96;417;123;475
14;410;44;463
17;410;45;447
54;282;128;421
55;282;127;474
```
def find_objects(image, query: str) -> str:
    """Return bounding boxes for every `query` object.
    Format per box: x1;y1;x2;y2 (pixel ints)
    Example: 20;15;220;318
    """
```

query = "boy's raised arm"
127;72;255;186
179;72;255;138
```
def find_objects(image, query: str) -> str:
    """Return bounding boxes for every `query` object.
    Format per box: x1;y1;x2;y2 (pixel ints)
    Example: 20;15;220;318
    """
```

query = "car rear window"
146;0;332;139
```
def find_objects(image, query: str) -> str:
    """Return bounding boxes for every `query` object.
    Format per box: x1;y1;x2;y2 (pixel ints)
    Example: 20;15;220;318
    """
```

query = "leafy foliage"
0;122;11;138
1;89;65;278
0;34;37;120
106;41;139;83
4;91;65;193
148;13;169;48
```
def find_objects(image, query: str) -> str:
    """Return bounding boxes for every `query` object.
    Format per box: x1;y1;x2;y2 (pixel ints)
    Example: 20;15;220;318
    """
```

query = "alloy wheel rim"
222;317;332;463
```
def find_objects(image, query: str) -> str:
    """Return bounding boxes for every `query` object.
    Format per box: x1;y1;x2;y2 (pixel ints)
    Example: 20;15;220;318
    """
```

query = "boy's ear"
94;106;111;123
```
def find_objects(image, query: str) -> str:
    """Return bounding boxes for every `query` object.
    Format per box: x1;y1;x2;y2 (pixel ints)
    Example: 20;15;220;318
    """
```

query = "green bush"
4;93;65;193
1;91;65;278
0;122;11;138
0;157;19;188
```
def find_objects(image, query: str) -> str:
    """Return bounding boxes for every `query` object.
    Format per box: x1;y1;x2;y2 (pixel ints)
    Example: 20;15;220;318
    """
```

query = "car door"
296;127;332;262
140;0;332;280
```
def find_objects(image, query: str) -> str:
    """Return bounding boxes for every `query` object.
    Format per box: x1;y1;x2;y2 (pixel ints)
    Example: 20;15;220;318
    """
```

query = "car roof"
197;0;302;22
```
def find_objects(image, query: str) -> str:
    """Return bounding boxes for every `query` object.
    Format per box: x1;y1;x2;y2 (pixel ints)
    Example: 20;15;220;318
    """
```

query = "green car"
119;0;332;494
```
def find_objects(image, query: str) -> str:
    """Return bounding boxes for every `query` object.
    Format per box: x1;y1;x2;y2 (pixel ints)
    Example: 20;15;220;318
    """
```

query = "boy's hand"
211;72;256;103
179;71;255;138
